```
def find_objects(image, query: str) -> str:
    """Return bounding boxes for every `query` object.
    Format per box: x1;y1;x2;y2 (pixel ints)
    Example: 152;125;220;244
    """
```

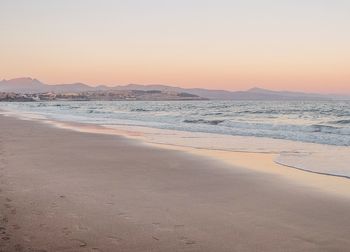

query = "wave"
203;112;223;116
184;119;225;125
328;119;350;125
1;100;350;147
86;110;108;114
131;108;151;112
310;124;339;133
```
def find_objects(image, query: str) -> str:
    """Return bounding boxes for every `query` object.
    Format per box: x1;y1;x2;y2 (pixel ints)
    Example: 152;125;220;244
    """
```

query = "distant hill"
112;84;347;100
0;78;46;93
0;77;348;100
0;78;95;93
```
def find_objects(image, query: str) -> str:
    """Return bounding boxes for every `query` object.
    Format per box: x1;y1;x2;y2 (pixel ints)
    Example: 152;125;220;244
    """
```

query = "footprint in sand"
179;236;197;246
152;222;161;228
22;234;36;242
62;227;72;236
152;236;160;241
51;201;58;208
14;243;24;251
151;223;173;232
107;235;123;245
75;224;89;231
117;212;131;220
12;224;21;230
70;238;87;247
31;210;44;215
1;235;10;241
4;203;12;209
174;224;185;230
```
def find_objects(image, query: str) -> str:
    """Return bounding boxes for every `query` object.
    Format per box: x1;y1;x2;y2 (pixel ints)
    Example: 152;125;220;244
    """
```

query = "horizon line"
1;76;349;96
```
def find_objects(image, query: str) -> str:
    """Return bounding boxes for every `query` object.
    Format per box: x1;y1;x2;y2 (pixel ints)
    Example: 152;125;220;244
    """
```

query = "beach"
1;115;350;252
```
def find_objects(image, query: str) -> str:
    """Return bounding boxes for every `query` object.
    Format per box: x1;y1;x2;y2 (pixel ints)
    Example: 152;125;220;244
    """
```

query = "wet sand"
1;115;350;251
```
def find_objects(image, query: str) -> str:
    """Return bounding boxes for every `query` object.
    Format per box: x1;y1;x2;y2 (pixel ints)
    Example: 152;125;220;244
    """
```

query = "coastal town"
0;90;206;102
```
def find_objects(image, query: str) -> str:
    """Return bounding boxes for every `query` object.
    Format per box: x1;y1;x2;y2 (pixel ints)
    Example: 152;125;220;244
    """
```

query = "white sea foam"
1;100;349;177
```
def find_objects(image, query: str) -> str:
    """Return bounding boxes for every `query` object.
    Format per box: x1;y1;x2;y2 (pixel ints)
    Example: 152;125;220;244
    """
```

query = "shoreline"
3;110;350;199
1;114;350;251
1;105;349;179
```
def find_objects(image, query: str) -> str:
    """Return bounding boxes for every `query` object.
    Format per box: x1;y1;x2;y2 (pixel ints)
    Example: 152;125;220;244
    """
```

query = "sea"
1;100;349;178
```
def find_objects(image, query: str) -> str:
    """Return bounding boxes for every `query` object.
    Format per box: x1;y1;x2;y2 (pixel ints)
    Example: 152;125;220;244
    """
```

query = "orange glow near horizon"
1;1;349;94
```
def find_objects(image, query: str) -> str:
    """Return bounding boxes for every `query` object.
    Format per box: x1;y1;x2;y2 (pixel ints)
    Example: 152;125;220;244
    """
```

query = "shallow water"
1;100;349;177
2;100;350;145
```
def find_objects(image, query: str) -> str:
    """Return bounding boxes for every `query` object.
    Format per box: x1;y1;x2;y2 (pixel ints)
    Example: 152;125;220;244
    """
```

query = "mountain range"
0;77;348;100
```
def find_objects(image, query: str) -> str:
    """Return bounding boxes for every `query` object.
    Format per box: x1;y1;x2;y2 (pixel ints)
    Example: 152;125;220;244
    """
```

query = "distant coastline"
1;77;349;101
0;90;207;102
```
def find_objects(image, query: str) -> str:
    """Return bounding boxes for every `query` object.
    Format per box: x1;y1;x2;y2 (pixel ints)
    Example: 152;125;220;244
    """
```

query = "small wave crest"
184;119;225;125
328;119;350;125
311;124;339;133
131;108;151;112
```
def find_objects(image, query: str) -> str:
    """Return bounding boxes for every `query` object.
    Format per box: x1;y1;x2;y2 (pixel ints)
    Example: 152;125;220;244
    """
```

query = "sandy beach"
1;115;350;252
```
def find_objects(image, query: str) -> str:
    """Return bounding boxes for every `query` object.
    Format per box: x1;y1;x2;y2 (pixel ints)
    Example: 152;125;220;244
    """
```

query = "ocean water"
1;100;350;146
1;100;349;177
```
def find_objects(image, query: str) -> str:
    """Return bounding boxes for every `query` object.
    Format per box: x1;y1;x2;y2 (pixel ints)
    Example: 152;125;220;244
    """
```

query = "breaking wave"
1;100;350;146
183;119;225;125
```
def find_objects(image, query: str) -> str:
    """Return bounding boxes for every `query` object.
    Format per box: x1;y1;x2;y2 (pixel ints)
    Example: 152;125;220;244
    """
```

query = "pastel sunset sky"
1;0;349;93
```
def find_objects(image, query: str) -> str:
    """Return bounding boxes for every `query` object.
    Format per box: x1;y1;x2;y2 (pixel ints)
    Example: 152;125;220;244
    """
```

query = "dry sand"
1;115;350;251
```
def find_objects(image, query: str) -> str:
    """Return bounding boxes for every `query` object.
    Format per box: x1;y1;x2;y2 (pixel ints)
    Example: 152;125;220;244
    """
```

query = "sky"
0;0;349;93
